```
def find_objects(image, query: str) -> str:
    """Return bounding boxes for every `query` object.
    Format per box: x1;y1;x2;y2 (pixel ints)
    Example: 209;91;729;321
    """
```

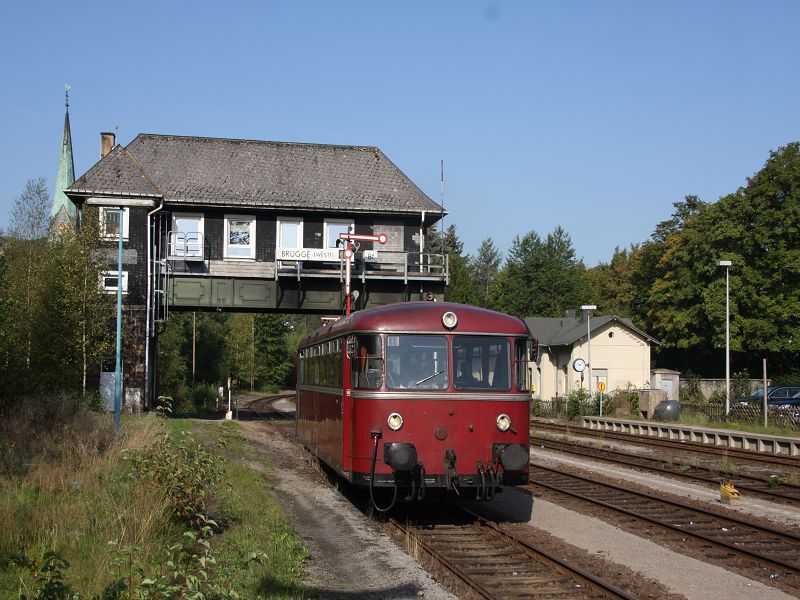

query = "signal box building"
525;310;658;400
65;133;448;409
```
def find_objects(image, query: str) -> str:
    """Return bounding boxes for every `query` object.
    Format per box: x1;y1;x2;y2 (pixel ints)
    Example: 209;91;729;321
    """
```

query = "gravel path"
237;419;456;600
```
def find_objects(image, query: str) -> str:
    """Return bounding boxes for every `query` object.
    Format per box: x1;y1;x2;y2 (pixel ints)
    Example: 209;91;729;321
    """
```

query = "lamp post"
581;305;597;401
113;208;124;433
717;260;732;416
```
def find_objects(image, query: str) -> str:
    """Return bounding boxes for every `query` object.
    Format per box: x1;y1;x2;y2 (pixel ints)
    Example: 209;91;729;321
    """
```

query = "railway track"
532;435;800;505
532;419;800;469
387;506;636;599
239;394;638;597
527;463;800;585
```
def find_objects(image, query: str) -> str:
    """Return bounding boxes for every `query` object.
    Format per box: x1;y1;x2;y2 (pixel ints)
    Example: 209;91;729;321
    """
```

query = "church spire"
51;85;77;225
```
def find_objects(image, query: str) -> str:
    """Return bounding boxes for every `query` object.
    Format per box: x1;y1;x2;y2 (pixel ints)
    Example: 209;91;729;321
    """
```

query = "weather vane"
65;84;70;110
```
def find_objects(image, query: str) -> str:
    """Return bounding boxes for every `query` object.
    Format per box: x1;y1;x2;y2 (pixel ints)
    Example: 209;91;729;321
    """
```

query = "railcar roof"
299;302;529;347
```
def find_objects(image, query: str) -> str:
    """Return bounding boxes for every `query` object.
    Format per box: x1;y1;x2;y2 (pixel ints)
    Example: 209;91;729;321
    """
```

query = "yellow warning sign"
597;381;607;392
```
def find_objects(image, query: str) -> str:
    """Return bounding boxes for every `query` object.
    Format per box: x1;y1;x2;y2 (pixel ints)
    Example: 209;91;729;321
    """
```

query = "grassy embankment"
0;398;307;598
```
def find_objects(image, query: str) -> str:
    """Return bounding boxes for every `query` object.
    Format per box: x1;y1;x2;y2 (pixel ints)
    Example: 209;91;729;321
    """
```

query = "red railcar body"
296;302;531;502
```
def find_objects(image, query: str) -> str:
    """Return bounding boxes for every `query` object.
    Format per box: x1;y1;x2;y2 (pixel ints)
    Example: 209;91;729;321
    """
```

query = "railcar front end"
296;302;533;509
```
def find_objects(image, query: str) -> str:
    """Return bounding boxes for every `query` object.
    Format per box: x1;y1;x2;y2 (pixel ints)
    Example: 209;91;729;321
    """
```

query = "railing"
275;251;449;282
168;231;205;261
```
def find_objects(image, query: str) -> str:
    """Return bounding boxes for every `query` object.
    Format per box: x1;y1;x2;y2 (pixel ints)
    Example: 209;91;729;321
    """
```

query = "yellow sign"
597;381;607;392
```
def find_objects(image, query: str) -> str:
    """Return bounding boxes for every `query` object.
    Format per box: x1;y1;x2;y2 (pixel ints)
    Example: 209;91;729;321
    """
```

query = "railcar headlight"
387;412;404;431
442;311;458;329
496;413;511;432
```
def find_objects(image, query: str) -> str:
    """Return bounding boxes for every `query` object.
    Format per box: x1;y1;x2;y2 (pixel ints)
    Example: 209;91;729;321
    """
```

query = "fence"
534;397;800;431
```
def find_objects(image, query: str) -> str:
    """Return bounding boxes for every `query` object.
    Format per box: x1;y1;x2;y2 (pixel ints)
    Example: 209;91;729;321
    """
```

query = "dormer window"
225;215;256;259
100;207;129;240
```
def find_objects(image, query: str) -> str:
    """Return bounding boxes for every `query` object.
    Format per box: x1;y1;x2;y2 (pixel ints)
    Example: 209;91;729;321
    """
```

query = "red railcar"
296;302;532;509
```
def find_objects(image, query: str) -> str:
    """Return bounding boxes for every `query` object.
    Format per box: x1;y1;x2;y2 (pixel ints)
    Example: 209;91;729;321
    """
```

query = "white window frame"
99;207;130;240
171;212;204;258
224;214;256;260
99;270;128;294
277;217;303;249
324;218;354;250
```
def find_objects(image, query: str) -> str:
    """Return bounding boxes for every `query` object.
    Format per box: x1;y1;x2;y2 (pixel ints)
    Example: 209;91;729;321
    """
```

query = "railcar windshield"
386;334;448;390
350;334;382;389
453;336;510;391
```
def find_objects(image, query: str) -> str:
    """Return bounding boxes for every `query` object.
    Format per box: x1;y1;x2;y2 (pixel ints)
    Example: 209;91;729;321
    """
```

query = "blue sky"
1;1;798;266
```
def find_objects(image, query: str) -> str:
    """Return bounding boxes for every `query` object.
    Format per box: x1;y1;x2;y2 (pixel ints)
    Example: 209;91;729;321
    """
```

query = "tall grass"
0;400;308;598
0;398;174;595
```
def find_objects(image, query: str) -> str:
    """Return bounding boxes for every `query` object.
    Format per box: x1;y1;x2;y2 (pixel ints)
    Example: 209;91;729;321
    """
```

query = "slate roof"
525;315;659;346
68;145;161;198
67;134;444;216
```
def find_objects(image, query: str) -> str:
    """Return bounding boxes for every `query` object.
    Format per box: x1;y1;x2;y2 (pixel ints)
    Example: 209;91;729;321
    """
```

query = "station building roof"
525;313;659;347
67;134;445;218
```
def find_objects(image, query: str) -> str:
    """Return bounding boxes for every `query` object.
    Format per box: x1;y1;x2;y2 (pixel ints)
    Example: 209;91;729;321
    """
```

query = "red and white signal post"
339;233;388;315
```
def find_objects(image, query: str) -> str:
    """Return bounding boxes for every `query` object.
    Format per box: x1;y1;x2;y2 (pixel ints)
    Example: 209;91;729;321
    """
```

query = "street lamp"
581;305;597;400
717;260;732;416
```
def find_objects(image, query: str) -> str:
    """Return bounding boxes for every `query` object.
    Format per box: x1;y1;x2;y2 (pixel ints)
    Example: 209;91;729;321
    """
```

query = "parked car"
735;386;800;406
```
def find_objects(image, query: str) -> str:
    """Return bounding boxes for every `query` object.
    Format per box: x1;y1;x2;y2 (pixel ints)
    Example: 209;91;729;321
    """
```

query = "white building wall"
533;321;652;400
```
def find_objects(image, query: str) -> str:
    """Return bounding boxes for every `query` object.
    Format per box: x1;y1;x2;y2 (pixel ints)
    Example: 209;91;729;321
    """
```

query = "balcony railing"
168;231;206;261
277;251;449;283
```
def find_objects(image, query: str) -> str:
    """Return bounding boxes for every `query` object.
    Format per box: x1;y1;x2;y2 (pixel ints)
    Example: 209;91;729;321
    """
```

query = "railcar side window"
385;335;448;390
514;339;530;392
453;336;510;391
350;334;382;390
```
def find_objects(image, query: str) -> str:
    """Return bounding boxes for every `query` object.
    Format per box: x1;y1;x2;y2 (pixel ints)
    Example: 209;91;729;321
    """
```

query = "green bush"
566;388;590;420
531;398;543;417
680;370;705;403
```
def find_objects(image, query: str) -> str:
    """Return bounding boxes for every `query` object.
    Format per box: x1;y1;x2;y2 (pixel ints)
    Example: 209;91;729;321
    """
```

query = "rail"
527;463;800;577
387;506;636;599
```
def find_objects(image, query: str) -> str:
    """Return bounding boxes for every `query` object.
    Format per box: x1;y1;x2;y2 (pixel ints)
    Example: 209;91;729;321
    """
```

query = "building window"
100;207;130;240
277;217;303;266
225;215;256;259
277;217;303;249
324;219;353;249
170;213;204;258
99;271;128;294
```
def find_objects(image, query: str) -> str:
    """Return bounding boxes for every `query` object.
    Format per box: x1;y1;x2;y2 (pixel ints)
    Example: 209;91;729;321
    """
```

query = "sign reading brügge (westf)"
278;248;340;261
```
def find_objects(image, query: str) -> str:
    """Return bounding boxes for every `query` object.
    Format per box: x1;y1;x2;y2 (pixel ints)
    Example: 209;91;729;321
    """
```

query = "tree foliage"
0;179;114;403
472;237;502;308
495;226;589;318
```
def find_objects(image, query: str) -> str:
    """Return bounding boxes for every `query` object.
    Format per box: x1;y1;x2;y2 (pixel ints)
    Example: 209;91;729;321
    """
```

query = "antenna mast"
440;159;445;255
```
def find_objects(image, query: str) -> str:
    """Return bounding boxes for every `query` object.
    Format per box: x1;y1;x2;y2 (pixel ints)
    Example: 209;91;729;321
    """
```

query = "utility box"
638;389;668;419
651;369;681;401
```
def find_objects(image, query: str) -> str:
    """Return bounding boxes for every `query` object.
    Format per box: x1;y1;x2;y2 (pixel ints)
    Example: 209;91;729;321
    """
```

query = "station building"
526;310;659;400
65;132;448;410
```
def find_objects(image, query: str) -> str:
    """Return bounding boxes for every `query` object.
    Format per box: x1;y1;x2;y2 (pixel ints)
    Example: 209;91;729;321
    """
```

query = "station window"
99;270;128;294
99;207;130;240
171;213;204;258
324;219;354;249
224;215;256;259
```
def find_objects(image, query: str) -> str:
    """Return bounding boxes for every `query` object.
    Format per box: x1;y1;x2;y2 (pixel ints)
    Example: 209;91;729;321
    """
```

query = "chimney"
100;132;116;158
